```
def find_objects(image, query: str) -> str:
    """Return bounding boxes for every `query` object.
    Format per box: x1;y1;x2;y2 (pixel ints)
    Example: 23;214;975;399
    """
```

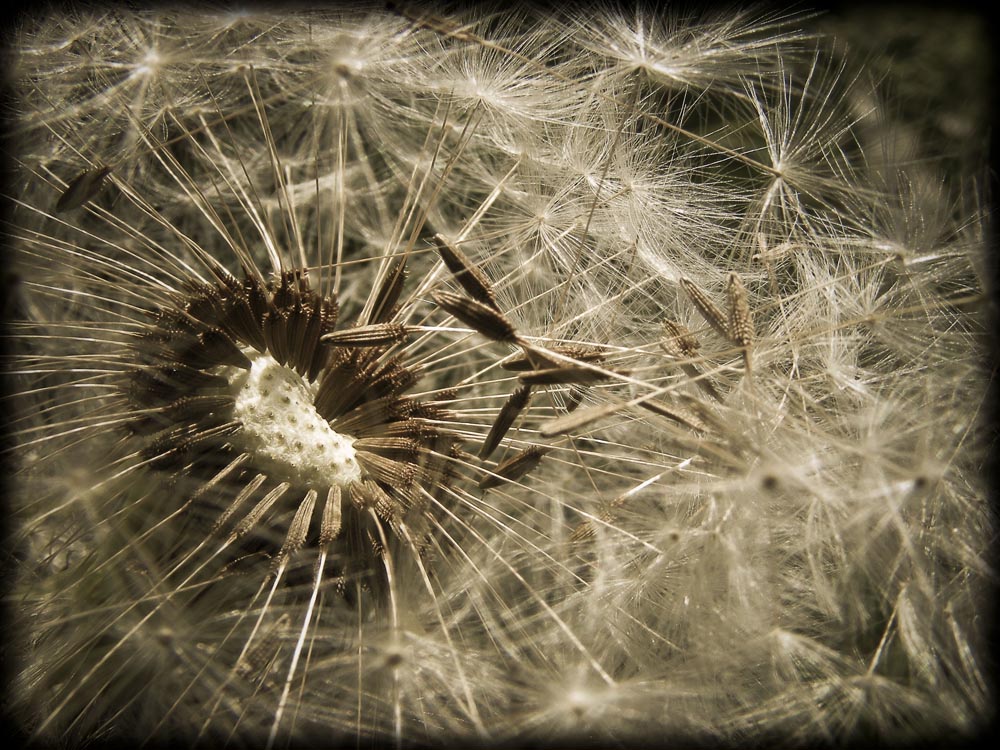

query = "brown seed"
569;520;597;543
161;394;235;422
236;612;290;681
55;164;114;212
357;452;418;487
431;291;517;342
293;297;324;376
234;482;290;539
263;310;289;365
479;446;550;490
726;272;754;373
479;385;532;460
352;437;420;457
369;258;408;324
275;489;317;564
682;363;724;403
321;323;409;347
319;485;343;545
348;480;373;509
351;479;398;520
212;473;267;536
198;328;252;370
563;388;585;412
225;291;267;353
501;345;607;371
636;398;707;432
659;320;723;403
539;401;621;437
433;234;497;308
660;319;700;358
726;273;753;346
680;277;728;338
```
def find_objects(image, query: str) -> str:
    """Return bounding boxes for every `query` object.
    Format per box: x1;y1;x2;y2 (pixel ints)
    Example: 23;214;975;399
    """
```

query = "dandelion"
4;4;992;747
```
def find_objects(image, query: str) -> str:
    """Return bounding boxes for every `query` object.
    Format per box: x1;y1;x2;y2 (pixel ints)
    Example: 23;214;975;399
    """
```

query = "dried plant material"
431;290;518;342
368;258;408;324
539;401;622;437
318;486;343;545
636;398;708;432
321;323;409;347
434;233;497;308
479;446;550;490
518;365;621;386
660;319;701;357
660;319;724;403
274;489;317;565
9;7;990;747
54;164;114;211
726;272;754;373
680;277;729;338
235;612;290;682
480;385;532;459
502;345;608;371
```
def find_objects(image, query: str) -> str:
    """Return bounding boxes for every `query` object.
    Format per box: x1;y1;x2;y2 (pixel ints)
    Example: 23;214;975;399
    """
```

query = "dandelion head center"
223;351;362;488
125;267;463;546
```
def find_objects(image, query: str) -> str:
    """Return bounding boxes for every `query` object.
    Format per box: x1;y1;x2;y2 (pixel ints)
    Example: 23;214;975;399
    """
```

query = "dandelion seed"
636;398;708;432
660;319;724;402
539;401;623;437
321;322;410;347
518;365;622;386
54;164;114;211
478;446;550;490
430;290;518;342
680;277;729;338
726;271;754;373
660;319;701;358
433;233;497;308
479;385;532;460
501;345;608;372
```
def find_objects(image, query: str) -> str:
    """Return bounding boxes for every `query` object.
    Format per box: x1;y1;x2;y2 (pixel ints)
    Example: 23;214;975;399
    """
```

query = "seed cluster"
128;268;460;556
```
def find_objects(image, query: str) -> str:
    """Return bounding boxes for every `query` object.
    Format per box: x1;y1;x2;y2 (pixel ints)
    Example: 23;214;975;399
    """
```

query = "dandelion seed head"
6;4;990;746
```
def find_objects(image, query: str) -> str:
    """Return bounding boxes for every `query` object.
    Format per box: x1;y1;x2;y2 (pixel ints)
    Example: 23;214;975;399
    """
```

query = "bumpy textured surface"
227;352;362;488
